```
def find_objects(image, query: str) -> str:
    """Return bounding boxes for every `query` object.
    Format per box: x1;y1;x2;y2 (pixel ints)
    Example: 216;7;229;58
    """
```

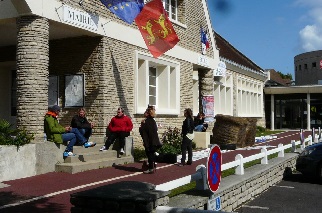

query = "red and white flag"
135;0;180;58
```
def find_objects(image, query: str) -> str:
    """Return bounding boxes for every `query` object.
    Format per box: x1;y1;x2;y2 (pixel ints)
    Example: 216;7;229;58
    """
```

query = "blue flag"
100;0;144;24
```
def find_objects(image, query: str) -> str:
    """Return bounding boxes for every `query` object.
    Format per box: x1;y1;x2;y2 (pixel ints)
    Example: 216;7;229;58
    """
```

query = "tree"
276;71;293;80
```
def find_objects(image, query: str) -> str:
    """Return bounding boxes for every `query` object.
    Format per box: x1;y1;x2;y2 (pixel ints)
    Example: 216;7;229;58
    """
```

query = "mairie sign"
207;145;222;192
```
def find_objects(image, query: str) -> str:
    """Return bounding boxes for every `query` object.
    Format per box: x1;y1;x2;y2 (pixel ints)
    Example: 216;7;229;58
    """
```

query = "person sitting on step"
100;107;133;155
71;108;94;141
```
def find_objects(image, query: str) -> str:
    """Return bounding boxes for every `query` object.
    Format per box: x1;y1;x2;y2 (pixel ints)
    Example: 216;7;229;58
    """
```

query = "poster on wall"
202;95;215;122
48;76;59;107
65;74;84;107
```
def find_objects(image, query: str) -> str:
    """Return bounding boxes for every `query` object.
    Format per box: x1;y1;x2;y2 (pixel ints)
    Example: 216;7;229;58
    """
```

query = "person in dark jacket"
140;106;161;174
194;112;208;132
71;108;94;141
180;108;195;166
100;107;133;155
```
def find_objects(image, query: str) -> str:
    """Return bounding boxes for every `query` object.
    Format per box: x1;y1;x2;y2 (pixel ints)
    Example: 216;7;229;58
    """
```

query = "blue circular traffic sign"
207;145;222;192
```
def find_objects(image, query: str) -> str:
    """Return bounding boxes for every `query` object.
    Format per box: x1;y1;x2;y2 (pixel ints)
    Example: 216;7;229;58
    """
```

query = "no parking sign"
207;145;222;192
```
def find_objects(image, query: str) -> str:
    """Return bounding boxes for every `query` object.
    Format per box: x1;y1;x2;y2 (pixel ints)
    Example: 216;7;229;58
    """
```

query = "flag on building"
201;27;210;55
100;0;144;24
135;0;180;58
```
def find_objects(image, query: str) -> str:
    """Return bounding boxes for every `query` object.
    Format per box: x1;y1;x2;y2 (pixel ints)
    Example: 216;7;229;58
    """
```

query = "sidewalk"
0;131;307;213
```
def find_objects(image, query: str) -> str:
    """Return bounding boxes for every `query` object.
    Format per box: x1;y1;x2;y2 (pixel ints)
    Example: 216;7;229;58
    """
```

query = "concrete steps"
55;141;134;174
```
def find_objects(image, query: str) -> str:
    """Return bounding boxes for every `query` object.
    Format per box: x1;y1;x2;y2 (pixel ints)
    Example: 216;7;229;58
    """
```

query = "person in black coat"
140;106;161;174
180;108;195;166
71;108;94;141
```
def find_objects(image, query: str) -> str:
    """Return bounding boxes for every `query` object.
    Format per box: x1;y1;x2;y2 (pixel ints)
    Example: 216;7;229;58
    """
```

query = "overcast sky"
207;0;322;77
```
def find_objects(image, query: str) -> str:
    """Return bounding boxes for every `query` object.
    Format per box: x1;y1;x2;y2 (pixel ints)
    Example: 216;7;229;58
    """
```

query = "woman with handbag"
179;108;194;166
140;106;162;174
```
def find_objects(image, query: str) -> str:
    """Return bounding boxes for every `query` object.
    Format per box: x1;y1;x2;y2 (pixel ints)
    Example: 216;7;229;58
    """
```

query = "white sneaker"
63;151;76;157
100;145;107;151
120;148;124;155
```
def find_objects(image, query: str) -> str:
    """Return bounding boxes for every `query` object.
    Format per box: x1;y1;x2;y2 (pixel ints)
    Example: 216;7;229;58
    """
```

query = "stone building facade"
0;0;219;146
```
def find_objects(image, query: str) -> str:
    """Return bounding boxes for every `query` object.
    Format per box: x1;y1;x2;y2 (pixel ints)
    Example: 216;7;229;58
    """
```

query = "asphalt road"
235;172;322;213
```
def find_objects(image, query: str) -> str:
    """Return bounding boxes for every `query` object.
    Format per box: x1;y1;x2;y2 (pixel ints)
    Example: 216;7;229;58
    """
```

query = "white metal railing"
156;134;317;191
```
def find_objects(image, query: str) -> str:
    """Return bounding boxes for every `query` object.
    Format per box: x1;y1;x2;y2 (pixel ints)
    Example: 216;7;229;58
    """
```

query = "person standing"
180;108;195;166
44;105;96;158
140;106;161;174
71;108;94;141
100;107;133;155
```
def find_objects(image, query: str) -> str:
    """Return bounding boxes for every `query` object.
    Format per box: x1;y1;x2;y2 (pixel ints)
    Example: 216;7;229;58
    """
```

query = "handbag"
186;132;194;140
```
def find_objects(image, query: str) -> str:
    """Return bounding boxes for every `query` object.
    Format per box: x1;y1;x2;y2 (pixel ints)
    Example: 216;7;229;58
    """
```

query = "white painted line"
275;185;295;189
0;164;175;210
242;205;269;210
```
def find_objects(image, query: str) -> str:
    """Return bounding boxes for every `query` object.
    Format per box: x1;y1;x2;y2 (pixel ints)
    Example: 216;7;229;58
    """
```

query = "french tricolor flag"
201;27;210;55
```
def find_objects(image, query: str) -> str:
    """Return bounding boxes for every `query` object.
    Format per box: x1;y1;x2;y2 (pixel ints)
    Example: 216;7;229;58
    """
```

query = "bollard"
261;147;268;164
278;143;284;157
194;165;208;190
235;154;244;175
291;140;296;152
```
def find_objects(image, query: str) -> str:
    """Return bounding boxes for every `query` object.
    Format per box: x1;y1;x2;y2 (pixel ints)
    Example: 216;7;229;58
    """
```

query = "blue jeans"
78;128;92;141
194;125;204;132
62;133;76;152
70;128;87;145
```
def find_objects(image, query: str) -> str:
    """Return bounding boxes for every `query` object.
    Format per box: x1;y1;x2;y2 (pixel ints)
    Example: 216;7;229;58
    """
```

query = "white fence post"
195;165;208;190
235;154;244;175
261;147;268;164
278;143;284;157
291;140;296;152
308;136;313;146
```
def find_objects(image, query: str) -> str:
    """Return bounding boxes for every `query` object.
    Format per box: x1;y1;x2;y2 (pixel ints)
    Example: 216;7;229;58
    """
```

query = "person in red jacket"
100;107;133;154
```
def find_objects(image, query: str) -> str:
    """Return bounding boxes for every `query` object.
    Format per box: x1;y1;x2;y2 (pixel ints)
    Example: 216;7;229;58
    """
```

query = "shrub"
158;143;178;155
161;127;182;154
0;119;34;149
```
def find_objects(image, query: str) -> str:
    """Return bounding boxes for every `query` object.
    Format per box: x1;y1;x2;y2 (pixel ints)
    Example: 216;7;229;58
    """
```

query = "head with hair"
78;108;86;117
117;107;124;117
146;106;156;118
184;108;193;119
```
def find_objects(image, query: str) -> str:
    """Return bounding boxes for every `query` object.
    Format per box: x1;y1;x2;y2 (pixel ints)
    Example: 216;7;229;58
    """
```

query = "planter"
156;153;178;164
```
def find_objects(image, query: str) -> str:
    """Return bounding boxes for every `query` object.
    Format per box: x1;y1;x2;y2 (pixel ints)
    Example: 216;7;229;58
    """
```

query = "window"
299;65;302;70
236;76;263;117
163;0;178;21
304;64;308;69
135;52;180;114
149;67;157;105
313;62;316;68
213;74;233;116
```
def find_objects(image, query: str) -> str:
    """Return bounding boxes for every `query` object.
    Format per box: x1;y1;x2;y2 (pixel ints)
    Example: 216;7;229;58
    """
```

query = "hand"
65;126;72;132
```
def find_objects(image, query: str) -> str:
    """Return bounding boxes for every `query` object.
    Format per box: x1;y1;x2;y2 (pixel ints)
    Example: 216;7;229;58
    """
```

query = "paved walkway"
0;130;309;213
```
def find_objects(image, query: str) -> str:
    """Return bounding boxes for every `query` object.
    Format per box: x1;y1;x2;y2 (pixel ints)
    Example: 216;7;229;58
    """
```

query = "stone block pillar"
199;69;213;112
16;16;49;141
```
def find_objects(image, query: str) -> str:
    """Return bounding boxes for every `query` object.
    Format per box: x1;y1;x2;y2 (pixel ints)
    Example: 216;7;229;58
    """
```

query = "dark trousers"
145;146;156;170
105;131;130;150
181;136;192;164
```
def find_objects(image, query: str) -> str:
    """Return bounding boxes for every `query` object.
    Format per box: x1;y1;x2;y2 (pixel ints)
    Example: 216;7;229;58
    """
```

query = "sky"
206;0;322;78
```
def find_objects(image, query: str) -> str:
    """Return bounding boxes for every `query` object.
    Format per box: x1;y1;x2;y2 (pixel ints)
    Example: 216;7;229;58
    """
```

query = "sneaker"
84;141;96;148
100;145;108;151
120;148;124;155
63;151;76;157
143;169;154;174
